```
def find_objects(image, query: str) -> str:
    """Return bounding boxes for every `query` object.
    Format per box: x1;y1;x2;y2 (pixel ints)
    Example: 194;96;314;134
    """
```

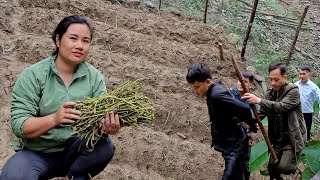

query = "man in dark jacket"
242;62;307;180
186;63;256;180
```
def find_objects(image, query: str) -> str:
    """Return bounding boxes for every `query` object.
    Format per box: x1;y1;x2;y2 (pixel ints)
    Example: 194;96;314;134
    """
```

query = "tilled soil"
0;0;314;179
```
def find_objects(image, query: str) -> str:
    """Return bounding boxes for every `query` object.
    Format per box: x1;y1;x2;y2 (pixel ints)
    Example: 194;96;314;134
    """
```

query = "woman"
230;70;258;180
1;15;121;180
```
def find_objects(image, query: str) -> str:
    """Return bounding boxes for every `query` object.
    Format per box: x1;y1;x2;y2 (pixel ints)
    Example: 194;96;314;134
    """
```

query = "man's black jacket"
206;83;254;151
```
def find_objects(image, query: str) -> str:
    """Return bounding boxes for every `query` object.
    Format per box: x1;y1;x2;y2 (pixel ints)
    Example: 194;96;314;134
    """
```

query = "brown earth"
0;0;315;179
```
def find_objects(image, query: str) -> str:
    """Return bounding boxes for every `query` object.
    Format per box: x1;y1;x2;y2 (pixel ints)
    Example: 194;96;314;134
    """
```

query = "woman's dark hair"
299;64;310;72
52;15;94;53
242;70;254;83
269;61;287;75
186;63;212;83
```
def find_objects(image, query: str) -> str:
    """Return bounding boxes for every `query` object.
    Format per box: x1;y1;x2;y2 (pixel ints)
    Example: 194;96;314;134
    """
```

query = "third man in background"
295;64;320;140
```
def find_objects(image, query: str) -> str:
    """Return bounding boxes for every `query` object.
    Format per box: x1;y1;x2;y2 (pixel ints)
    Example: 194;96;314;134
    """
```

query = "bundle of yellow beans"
72;81;155;149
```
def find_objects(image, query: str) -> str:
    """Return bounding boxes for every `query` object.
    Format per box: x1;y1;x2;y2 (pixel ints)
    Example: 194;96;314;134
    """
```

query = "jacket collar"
269;82;288;97
49;53;88;79
298;79;311;85
206;83;215;98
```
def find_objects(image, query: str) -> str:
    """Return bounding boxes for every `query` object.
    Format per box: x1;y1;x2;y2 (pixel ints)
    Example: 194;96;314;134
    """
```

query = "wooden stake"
231;54;278;163
286;5;309;66
204;0;209;24
159;0;162;11
218;43;226;61
241;0;259;61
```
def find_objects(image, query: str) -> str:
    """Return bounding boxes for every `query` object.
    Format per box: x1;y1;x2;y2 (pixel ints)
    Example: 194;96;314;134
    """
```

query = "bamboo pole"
240;9;312;25
286;5;309;66
204;0;209;24
241;0;259;61
250;17;311;30
159;0;162;11
230;54;278;163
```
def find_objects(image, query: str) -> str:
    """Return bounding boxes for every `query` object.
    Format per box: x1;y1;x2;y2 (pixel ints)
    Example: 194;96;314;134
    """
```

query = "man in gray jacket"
242;62;307;180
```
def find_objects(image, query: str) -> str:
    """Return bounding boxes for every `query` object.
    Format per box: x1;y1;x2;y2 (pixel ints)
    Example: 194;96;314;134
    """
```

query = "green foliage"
254;46;287;79
313;82;320;116
146;0;205;17
178;0;205;17
229;0;241;17
249;119;269;174
215;0;292;80
148;0;319;83
265;0;287;16
314;101;319;116
228;24;247;37
298;140;320;180
249;140;269;172
259;168;269;176
262;118;268;127
311;82;320;135
250;140;320;179
304;141;320;173
312;101;318;135
301;167;312;180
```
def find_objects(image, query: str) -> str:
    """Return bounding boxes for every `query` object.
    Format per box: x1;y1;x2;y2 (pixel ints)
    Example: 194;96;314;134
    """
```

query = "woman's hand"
248;132;254;146
53;102;81;126
102;111;121;134
23;102;80;138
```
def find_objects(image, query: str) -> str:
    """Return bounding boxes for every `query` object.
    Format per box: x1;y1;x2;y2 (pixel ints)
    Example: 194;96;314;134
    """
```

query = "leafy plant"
297;140;320;180
249;140;269;172
250;139;320;179
249;117;269;174
311;82;320;137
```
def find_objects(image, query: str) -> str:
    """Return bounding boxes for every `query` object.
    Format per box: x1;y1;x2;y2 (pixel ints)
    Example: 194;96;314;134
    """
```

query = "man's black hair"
242;70;254;83
269;61;287;75
299;64;310;72
52;15;94;54
186;63;212;83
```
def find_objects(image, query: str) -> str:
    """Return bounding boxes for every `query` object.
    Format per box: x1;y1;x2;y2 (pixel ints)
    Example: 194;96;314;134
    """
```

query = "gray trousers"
0;135;115;180
268;144;297;180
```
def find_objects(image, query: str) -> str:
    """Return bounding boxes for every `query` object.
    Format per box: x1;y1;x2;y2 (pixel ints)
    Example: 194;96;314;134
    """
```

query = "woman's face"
236;77;251;93
56;23;91;65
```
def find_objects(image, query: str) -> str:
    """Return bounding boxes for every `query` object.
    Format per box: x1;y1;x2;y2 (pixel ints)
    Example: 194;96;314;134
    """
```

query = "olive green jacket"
260;83;307;155
10;53;106;153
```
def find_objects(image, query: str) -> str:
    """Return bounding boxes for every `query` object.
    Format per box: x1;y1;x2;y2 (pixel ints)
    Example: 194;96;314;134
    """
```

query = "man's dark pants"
0;135;114;180
303;113;312;140
244;147;251;180
218;140;249;180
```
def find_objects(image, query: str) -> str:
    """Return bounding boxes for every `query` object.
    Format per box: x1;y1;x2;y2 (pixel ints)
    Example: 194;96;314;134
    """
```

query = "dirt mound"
0;0;259;179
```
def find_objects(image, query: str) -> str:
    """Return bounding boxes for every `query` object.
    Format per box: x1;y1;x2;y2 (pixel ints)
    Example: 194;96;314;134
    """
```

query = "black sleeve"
212;90;256;127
